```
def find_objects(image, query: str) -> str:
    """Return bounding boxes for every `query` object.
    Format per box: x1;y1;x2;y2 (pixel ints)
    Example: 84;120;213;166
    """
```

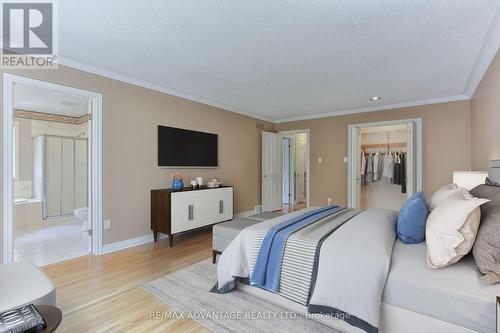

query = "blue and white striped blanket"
251;205;344;292
212;206;398;333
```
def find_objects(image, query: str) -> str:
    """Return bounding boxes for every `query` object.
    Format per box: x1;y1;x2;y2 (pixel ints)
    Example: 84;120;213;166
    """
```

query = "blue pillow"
397;191;429;244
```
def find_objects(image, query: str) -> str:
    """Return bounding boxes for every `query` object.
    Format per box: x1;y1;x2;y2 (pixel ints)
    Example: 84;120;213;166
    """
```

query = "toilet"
74;207;88;231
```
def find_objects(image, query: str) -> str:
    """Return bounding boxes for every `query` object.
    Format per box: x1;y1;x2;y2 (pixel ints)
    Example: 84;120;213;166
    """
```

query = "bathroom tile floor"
14;217;89;267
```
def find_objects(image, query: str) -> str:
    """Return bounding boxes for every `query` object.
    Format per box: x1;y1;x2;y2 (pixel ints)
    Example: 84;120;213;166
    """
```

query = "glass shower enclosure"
32;135;88;219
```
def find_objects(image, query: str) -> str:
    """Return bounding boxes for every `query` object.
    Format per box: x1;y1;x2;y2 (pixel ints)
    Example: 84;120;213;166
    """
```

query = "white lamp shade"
453;171;488;190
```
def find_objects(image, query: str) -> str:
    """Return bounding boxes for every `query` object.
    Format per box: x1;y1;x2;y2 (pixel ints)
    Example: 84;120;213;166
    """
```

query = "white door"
294;134;306;204
348;126;362;208
262;131;283;212
282;138;291;204
406;121;416;197
86;109;92;253
355;127;362;208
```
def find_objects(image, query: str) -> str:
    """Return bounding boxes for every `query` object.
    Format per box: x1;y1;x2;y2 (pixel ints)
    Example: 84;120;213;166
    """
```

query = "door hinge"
88;229;93;236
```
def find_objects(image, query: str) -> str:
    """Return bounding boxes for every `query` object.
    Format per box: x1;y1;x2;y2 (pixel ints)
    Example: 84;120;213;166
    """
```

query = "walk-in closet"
359;125;408;210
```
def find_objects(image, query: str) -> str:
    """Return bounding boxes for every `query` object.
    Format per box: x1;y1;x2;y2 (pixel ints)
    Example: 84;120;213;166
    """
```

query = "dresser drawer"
171;188;233;234
209;187;233;222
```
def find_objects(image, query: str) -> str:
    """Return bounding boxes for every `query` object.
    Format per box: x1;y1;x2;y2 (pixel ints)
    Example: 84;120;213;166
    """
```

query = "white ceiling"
14;84;89;117
58;1;500;122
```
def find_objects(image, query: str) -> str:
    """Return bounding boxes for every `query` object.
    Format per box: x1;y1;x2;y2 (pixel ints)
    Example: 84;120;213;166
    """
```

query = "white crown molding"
59;57;475;125
57;56;274;123
273;95;470;123
463;5;500;98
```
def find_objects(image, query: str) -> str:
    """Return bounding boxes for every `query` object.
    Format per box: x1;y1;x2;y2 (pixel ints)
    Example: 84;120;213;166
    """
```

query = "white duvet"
214;207;398;332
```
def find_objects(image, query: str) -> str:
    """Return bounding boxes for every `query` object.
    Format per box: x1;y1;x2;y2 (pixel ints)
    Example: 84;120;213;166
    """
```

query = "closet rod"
361;143;407;149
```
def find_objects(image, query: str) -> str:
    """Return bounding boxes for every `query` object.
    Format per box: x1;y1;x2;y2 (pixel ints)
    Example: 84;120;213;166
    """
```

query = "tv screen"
158;126;218;167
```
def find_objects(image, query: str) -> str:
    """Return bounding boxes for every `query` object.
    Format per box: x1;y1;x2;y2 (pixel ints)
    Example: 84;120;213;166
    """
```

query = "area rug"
142;259;341;333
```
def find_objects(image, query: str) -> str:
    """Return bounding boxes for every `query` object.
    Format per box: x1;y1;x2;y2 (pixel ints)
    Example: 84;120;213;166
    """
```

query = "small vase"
172;179;184;191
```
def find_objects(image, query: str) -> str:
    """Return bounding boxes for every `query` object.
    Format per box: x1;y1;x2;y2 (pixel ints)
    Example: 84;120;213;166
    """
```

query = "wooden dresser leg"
169;234;174;247
153;230;158;242
212;251;217;264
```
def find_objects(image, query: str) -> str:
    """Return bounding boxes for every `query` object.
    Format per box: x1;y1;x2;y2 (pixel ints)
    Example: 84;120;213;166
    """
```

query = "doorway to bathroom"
3;74;103;266
280;130;309;212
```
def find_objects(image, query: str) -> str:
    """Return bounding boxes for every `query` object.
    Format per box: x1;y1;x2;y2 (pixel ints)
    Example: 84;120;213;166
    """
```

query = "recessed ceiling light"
369;96;381;101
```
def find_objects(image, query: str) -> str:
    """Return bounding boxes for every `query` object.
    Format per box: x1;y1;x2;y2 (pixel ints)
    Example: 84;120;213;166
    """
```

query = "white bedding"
213;207;398;332
384;240;500;333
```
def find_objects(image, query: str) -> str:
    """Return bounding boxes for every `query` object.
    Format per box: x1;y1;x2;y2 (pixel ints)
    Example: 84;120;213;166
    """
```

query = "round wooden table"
36;305;62;333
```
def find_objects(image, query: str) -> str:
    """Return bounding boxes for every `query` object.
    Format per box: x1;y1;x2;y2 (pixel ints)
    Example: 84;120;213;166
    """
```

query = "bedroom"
1;1;500;333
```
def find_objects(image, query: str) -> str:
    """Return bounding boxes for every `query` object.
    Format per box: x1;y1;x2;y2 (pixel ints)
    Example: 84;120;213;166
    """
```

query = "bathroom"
13;84;91;266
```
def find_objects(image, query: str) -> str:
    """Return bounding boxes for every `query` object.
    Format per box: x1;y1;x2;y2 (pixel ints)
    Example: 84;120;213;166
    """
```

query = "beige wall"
276;101;472;206
471;49;500;170
0;66;273;254
0;63;476;262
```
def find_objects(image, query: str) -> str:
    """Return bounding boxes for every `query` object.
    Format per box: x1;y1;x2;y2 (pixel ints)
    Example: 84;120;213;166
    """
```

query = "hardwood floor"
41;206;307;332
42;230;213;333
281;202;306;214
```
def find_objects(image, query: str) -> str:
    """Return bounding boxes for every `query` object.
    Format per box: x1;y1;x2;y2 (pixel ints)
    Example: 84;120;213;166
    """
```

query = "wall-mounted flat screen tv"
158;125;218;167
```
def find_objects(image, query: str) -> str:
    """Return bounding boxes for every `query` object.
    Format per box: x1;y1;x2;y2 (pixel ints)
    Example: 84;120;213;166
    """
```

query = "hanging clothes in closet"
394;153;401;185
361;148;407;193
393;152;407;193
360;151;367;185
365;152;374;183
373;151;382;181
382;151;394;184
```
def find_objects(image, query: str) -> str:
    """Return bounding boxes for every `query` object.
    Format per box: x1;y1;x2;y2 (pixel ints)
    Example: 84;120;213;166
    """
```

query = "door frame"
282;137;292;204
347;118;423;208
278;129;311;208
2;73;103;263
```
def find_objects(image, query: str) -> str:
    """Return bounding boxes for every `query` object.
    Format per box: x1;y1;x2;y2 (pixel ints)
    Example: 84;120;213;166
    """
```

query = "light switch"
318;157;323;164
104;219;112;230
344;157;348;163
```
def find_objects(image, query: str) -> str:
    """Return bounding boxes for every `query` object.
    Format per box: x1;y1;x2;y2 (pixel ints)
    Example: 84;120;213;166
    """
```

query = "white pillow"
426;192;489;269
427;183;457;210
427;183;472;210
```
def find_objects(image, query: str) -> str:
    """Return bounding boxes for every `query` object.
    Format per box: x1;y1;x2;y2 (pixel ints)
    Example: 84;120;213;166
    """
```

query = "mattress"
383;240;500;333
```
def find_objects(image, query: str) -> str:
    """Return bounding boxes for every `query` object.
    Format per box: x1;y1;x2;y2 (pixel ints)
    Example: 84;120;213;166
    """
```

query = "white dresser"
151;186;234;246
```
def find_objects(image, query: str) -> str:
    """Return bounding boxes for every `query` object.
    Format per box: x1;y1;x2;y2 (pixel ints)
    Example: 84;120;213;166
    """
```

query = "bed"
234;240;500;333
213;165;500;333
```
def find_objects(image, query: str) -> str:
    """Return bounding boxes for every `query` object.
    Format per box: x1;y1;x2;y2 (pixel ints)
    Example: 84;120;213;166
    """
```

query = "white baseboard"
101;232;168;254
235;210;254;218
101;210;254;255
